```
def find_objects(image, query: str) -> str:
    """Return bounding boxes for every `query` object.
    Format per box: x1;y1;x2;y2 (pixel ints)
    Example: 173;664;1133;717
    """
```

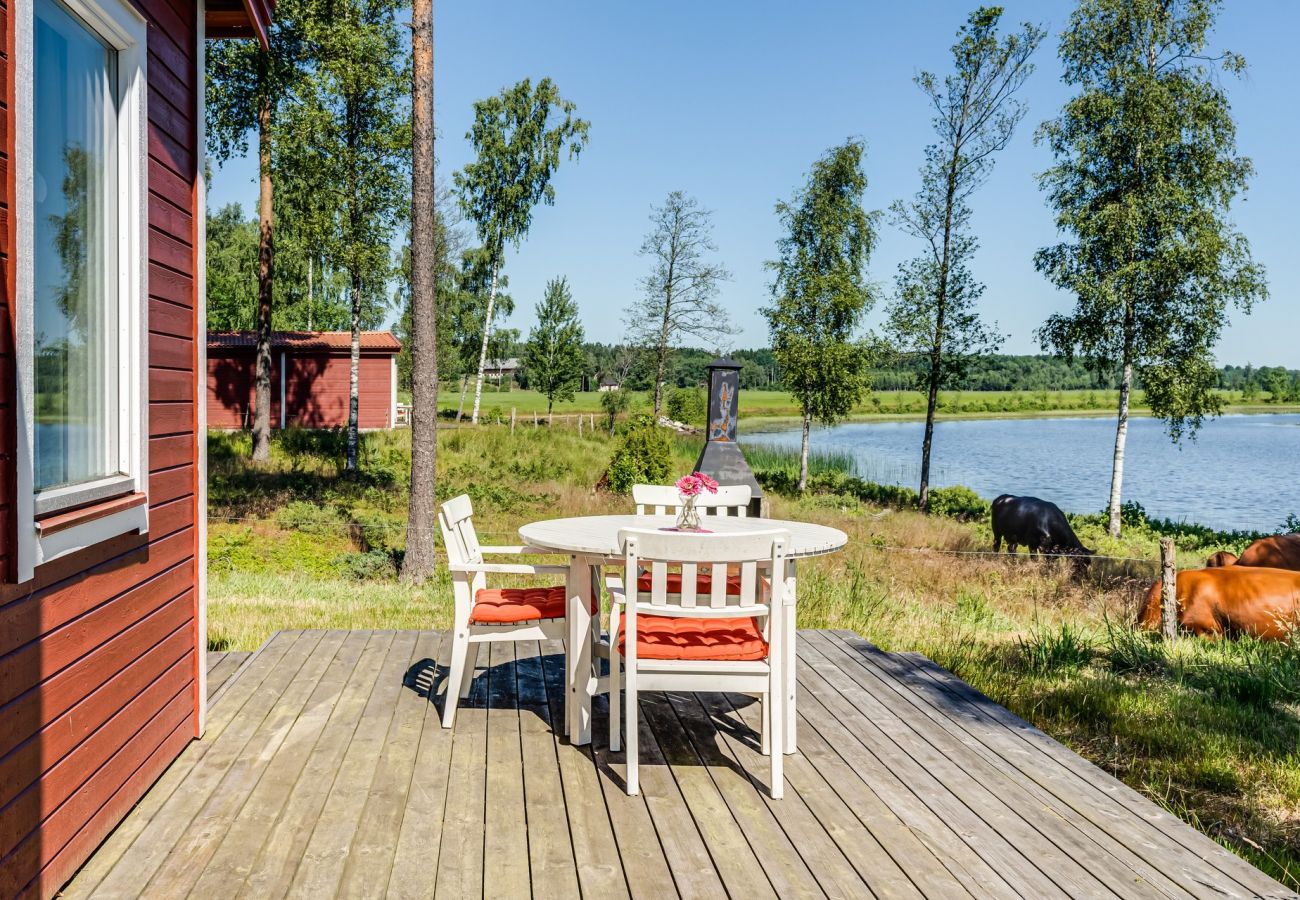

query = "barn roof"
208;331;402;352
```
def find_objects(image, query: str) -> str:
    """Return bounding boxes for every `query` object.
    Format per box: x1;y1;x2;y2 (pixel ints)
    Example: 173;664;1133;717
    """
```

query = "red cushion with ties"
470;586;597;624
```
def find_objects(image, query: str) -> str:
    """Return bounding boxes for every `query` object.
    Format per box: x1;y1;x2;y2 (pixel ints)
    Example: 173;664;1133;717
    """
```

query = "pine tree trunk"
402;0;437;582
1108;359;1133;537
798;412;811;493
346;275;362;472
252;97;275;464
470;264;499;425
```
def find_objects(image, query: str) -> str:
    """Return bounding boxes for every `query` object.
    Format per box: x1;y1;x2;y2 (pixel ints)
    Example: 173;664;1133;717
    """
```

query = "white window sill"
27;493;149;575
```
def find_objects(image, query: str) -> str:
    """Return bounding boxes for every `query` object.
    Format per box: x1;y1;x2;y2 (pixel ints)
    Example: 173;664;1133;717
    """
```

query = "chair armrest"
449;562;571;576
607;583;628;606
480;545;559;556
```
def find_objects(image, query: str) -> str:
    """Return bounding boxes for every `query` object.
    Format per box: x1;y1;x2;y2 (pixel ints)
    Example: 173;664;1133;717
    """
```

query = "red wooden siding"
207;347;396;430
0;0;203;895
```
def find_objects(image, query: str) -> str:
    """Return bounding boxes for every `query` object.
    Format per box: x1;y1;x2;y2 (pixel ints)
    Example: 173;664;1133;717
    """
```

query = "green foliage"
665;387;706;426
603;415;673;493
335;550;398;581
524;276;586;413
1035;0;1268;445
454;78;590;262
274;500;346;534
600;389;631;434
765;140;877;438
205;204;261;330
927;485;989;520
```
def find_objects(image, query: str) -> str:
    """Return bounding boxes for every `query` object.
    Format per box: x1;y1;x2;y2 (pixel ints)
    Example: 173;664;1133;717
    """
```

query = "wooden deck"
65;629;1291;899
205;651;251;700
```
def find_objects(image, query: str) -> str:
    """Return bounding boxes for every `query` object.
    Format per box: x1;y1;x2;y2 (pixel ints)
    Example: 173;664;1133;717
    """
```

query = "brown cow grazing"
1138;567;1300;640
1235;533;1300;570
1205;550;1239;567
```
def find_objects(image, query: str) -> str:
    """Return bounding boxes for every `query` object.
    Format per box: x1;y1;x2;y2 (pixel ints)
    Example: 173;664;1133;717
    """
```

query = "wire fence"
207;514;1162;570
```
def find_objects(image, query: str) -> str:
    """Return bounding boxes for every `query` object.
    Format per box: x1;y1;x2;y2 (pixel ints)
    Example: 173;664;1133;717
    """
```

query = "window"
15;0;149;581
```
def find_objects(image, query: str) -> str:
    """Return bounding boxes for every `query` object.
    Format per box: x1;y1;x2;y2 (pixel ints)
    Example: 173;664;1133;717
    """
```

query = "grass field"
207;426;1300;887
436;383;1300;425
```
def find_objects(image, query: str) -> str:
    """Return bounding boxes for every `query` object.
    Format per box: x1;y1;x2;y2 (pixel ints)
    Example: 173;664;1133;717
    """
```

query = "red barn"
0;0;271;894
207;331;401;430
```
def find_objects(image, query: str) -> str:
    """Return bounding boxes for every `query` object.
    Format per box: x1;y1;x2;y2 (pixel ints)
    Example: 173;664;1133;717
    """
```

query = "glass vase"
676;495;702;531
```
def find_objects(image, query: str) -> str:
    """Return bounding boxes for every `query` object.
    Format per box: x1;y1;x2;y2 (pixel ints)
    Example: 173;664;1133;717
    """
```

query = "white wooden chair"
632;483;751;517
608;527;789;798
439;494;603;729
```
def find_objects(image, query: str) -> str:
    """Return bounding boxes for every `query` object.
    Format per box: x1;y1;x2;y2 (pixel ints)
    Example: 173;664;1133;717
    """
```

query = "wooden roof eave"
205;0;273;49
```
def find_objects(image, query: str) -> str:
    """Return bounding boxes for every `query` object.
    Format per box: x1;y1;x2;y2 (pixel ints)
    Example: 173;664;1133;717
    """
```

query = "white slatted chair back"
438;493;482;568
617;527;788;616
631;483;751;517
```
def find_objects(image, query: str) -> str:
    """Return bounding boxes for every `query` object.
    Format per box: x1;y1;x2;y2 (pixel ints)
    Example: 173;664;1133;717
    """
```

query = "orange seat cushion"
635;572;743;596
617;615;768;661
471;586;595;624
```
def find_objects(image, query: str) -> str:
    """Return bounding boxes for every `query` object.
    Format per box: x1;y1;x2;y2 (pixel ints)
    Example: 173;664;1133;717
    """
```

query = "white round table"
519;514;848;559
519;514;849;750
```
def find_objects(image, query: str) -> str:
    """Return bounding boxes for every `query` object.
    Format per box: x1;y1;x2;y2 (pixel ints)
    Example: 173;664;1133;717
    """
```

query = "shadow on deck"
63;629;1292;899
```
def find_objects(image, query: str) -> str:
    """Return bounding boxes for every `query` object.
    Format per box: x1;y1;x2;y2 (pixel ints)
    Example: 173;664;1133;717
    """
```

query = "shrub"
928;485;989;520
666;387;707;426
334;550;398;581
350;507;406;554
603;415;673;493
274;501;346;535
600;389;631;434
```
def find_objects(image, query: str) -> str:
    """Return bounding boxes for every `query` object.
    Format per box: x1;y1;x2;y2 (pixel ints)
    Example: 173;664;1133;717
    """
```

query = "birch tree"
626;191;731;417
764;141;877;492
1036;0;1266;536
285;0;410;471
454;78;589;424
889;6;1042;512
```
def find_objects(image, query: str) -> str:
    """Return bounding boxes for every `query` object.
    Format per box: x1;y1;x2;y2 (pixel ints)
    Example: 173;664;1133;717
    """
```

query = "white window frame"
13;0;150;582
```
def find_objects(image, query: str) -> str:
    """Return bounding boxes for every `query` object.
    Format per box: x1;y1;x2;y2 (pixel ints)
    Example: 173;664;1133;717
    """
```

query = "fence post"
578;414;583;437
1160;537;1177;640
510;408;516;434
533;412;538;428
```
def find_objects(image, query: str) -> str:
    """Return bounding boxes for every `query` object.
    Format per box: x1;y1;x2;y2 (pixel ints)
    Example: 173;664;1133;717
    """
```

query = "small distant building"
207;331;401;430
483;358;521;386
598;377;622;392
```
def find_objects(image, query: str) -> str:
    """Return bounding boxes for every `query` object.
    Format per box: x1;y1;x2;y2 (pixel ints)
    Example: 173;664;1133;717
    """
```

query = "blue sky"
207;1;1298;368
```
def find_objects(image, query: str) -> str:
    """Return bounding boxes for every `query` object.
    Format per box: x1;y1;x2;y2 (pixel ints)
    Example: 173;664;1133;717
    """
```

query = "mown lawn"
207;425;1300;888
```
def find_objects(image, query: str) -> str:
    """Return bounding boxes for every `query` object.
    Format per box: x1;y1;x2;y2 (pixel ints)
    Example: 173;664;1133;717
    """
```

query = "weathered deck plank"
62;629;1294;900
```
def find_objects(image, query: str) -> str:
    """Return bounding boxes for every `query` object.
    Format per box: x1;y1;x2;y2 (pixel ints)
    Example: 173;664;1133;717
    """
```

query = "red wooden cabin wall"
0;0;203;894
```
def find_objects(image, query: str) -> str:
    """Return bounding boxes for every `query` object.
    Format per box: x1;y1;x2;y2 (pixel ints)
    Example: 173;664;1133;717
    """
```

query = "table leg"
783;560;798;754
567;556;594;745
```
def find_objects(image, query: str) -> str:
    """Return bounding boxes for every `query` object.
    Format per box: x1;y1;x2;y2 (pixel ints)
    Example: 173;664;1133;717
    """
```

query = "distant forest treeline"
489;344;1300;398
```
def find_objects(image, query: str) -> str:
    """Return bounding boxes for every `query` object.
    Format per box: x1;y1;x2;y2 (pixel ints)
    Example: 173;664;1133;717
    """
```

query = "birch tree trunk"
918;360;942;512
470;264;499;424
346;274;362;471
252;96;275;463
402;0;438;581
1107;358;1133;537
798;412;812;493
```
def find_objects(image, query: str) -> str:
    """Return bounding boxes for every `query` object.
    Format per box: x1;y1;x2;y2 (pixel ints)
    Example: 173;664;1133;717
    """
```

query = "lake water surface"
747;413;1300;533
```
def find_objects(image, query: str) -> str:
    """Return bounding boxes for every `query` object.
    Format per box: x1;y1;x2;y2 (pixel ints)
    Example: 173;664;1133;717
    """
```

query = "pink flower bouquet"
675;472;719;498
674;472;718;530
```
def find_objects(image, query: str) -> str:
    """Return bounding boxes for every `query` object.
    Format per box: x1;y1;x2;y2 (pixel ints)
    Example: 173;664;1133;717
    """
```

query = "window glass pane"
33;0;119;492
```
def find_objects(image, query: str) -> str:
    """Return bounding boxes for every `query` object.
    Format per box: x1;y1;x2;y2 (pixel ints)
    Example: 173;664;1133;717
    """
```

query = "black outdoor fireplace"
693;357;766;517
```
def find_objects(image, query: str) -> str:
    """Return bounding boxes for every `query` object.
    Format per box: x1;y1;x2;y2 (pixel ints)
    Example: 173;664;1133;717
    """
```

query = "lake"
747;413;1300;533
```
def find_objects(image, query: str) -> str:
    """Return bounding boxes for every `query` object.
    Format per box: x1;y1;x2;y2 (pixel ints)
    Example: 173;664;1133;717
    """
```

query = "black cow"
991;494;1094;558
